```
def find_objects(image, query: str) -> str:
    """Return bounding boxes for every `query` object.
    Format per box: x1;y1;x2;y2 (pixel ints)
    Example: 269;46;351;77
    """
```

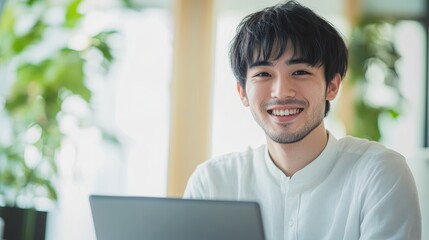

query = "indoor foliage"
0;0;120;208
346;19;403;141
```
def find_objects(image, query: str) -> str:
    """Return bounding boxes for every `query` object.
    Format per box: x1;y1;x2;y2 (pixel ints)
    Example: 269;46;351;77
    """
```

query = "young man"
184;1;421;239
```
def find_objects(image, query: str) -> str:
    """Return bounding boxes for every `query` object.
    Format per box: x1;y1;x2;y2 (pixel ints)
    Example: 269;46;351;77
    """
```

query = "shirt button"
289;219;294;227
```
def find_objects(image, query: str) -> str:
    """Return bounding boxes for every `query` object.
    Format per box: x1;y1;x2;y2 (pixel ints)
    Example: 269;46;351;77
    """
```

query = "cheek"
298;84;327;107
308;82;327;97
245;85;264;105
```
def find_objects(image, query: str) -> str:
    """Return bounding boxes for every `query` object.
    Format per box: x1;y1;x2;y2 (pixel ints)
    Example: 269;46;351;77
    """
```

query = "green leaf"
353;100;382;141
12;18;47;54
90;30;118;71
25;0;39;6
64;0;84;28
54;48;90;101
120;0;145;9
388;109;400;119
0;3;18;60
46;182;58;201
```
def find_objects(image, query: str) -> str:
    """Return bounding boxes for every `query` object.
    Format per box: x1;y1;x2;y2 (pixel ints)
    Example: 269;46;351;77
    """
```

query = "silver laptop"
89;195;266;240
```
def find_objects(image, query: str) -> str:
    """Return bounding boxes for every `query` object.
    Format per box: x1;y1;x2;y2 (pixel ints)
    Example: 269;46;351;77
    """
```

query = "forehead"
250;42;315;68
250;40;302;64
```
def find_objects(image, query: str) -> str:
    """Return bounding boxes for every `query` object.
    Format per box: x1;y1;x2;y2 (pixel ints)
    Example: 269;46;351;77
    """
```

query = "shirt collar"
264;132;339;190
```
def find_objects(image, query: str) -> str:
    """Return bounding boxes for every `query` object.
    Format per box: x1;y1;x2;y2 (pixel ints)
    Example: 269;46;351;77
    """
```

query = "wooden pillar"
345;0;362;27
167;0;215;197
339;0;363;135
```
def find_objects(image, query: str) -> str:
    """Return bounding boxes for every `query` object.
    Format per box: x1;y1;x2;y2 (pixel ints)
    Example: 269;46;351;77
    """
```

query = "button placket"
282;176;290;240
286;181;299;240
282;176;297;239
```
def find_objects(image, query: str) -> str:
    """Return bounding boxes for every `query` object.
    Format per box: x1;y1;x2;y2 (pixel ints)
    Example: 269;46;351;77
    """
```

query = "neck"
267;123;329;177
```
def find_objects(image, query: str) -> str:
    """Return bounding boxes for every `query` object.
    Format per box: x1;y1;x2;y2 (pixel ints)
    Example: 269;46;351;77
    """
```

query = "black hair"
229;0;348;116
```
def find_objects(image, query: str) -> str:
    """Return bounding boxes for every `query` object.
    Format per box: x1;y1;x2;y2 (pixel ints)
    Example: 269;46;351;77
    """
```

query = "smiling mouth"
268;108;303;116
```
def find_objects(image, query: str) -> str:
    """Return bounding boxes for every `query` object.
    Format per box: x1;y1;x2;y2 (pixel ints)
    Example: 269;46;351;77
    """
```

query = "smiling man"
184;1;421;240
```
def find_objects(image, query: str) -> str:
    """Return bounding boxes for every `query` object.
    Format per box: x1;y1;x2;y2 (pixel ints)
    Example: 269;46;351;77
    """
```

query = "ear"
236;82;249;107
326;73;341;101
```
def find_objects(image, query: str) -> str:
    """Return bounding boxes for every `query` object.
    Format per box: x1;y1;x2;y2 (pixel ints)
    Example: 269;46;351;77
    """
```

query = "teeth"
272;108;300;116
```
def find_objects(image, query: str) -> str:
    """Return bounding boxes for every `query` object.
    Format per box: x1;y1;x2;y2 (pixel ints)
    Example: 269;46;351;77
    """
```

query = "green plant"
345;19;403;141
0;0;118;208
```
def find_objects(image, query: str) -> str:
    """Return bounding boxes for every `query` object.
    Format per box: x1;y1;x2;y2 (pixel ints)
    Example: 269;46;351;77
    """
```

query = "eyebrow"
248;57;312;69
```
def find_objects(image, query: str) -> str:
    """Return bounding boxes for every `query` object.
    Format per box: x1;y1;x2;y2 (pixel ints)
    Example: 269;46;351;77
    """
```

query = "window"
46;8;173;240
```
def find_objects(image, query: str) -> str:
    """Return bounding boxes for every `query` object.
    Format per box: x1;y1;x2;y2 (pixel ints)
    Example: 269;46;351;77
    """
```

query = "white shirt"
184;133;421;240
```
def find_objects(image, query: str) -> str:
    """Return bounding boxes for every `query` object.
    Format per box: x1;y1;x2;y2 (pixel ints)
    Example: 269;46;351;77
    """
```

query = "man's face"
237;48;340;144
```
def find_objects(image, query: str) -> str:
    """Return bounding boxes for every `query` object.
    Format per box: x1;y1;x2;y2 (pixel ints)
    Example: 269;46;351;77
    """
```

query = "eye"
254;72;271;77
292;70;309;76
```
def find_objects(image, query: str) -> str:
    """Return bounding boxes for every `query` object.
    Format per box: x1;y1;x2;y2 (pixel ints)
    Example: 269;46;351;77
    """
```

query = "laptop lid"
89;195;265;240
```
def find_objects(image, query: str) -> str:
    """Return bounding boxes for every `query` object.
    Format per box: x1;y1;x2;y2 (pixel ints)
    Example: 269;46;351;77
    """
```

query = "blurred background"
0;0;428;239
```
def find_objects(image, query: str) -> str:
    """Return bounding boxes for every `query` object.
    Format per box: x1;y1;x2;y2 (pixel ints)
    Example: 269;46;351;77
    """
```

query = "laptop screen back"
89;195;265;240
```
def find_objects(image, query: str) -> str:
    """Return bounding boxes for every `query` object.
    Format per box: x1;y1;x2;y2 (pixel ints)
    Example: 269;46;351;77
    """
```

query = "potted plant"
341;19;403;141
0;0;120;238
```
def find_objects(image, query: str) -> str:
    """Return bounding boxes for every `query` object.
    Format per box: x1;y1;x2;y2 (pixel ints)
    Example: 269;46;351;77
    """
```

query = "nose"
271;75;296;99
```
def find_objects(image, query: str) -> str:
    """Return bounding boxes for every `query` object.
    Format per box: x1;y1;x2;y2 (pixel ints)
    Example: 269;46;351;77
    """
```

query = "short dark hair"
229;1;348;115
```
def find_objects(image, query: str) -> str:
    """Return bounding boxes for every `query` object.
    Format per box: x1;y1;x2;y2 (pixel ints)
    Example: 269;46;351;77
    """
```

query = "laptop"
89;195;266;240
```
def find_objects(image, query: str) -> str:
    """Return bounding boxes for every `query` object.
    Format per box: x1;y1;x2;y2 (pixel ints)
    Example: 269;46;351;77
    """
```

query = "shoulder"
197;144;265;176
336;136;415;194
337;136;406;170
337;138;422;238
183;144;266;199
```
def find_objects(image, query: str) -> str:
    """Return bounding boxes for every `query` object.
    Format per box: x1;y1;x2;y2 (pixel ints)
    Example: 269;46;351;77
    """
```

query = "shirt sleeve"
359;152;421;240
